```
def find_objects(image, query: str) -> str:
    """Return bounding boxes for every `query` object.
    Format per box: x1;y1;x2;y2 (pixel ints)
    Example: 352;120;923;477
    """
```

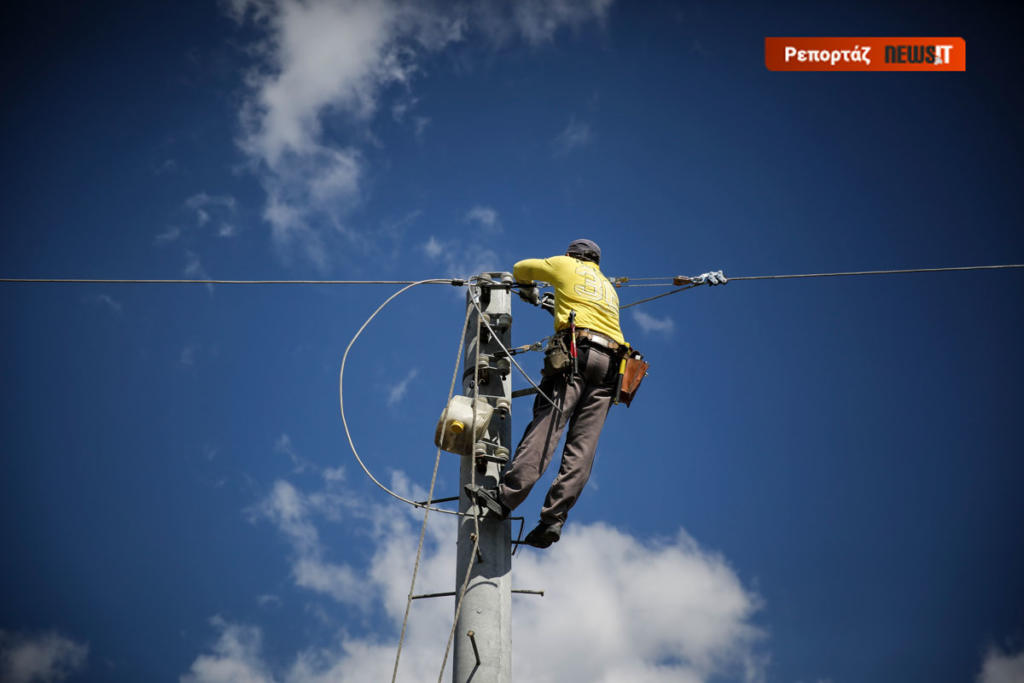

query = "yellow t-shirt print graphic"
512;255;625;345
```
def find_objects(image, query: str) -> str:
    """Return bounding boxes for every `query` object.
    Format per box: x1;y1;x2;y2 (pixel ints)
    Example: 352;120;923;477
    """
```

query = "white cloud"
180;344;199;366
180;617;274;683
512;524;764;682
0;631;89;683
275;433;314;473
322;466;345;483
155;158;178;175
167;193;240;241
553;115;592;156
156;194;236;246
420;235;500;279
631;309;675;335
978;645;1024;683
257;594;283;608
386;368;419;406
228;0;612;268
422;236;442;259
413;115;431;141
510;0;614;44
87;294;122;314
248;479;369;607
184;251;215;293
232;0;406;268
186;192;236;215
184;252;205;277
188;471;764;682
155;226;183;245
464;205;501;232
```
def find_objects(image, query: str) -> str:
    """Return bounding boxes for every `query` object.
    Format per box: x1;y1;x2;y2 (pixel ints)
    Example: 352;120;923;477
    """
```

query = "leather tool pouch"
542;335;571;377
618;351;649;407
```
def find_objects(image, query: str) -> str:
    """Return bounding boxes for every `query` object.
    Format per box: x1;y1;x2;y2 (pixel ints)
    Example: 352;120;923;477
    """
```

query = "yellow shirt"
513;255;625;344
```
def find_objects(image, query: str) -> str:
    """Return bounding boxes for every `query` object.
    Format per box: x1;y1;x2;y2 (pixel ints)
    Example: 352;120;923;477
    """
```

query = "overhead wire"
338;279;478;518
0;277;461;285
617;264;1024;308
4;264;1019;290
621;283;700;309
726;264;1024;280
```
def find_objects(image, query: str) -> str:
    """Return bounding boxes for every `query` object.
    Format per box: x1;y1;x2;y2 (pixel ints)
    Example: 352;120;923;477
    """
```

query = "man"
468;240;728;547
465;238;629;548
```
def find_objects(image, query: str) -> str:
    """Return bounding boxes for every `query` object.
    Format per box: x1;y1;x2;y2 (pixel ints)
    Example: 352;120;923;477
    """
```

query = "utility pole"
454;272;514;683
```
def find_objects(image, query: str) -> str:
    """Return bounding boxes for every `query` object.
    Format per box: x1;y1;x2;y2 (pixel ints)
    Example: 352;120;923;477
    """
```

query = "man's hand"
540;292;555;315
517;284;541;305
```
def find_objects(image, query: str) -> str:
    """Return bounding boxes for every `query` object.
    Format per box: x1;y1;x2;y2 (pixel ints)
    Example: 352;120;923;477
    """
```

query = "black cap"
566;238;601;264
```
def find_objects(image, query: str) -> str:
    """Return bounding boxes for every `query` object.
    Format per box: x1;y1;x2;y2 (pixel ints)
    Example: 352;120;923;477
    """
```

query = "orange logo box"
765;37;966;71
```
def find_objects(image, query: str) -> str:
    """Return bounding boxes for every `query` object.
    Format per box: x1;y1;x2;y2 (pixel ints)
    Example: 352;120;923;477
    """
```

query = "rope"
391;303;473;683
338;279;477;518
438;286;486;682
439;532;480;682
0;277;462;285
467;286;563;415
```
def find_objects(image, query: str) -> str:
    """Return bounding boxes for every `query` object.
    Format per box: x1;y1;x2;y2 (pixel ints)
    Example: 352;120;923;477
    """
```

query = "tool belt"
574;328;622;353
543;328;615;377
541;335;571;377
615;349;649;407
543;328;648;406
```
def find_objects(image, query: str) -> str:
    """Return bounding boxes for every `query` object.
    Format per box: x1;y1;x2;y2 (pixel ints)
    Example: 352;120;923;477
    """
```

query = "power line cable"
727;264;1024;281
4;264;1019;288
619;264;1024;308
0;277;461;285
621;283;700;309
338;279;477;519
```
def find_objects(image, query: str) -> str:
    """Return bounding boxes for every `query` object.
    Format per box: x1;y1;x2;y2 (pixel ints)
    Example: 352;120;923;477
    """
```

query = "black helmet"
566;238;601;264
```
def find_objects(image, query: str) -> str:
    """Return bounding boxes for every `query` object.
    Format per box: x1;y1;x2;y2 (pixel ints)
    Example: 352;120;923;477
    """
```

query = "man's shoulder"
547;255;575;267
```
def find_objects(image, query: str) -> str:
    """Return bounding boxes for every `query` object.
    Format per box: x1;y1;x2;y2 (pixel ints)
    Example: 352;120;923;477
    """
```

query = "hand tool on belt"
613;355;626;403
568;310;578;378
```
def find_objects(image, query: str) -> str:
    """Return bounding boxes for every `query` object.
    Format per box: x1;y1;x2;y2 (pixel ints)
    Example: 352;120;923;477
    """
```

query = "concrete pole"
454;273;513;683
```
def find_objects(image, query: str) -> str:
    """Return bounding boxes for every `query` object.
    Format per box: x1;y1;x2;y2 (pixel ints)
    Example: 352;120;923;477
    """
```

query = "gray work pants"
499;344;617;525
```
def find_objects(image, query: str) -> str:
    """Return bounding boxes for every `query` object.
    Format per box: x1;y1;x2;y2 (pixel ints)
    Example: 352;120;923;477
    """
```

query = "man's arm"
513;257;559;306
512;257;563;285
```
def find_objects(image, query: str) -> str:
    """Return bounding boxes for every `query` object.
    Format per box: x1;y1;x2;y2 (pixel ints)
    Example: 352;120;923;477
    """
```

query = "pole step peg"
467;630;481;666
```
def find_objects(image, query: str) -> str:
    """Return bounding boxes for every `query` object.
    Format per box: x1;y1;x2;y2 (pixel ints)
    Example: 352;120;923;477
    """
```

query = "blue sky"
2;1;1022;682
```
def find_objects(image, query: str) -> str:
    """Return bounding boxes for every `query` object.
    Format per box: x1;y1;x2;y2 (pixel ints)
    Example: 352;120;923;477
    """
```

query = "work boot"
463;484;509;519
523;521;562;548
